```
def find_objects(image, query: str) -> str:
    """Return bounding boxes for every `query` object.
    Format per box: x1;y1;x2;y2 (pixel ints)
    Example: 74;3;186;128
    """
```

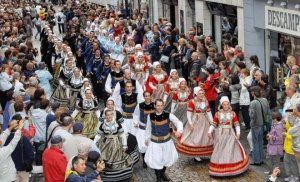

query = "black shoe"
250;162;263;166
141;153;147;168
194;158;203;163
143;161;148;168
161;173;171;181
161;167;170;181
155;169;162;182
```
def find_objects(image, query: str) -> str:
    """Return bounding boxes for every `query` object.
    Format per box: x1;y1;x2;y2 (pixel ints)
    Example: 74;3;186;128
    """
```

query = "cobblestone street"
125;155;266;182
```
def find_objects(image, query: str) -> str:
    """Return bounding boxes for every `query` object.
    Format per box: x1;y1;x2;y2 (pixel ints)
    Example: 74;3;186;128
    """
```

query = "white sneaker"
285;175;294;182
290;177;299;182
194;157;202;161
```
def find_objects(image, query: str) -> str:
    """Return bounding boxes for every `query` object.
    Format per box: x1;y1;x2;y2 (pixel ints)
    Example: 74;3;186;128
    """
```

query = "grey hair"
291;74;300;84
255;70;263;76
235;45;243;52
287;85;297;93
220;69;229;78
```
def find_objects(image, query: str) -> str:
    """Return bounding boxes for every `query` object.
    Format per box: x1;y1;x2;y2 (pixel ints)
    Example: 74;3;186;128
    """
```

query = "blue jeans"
35;24;41;38
251;126;264;163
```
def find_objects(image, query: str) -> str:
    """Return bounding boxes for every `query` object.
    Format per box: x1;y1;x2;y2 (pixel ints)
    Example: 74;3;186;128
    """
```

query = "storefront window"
279;34;300;66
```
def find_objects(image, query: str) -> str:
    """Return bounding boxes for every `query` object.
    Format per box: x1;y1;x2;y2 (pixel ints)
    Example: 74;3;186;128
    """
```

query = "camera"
209;78;219;87
99;159;113;168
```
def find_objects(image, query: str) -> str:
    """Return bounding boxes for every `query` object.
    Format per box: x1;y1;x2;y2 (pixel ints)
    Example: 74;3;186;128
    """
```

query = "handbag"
37;125;60;154
160;55;169;63
20;136;33;172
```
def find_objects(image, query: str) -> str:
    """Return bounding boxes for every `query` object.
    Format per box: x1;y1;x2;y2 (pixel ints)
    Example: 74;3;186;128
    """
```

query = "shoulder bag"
37;125;60;154
256;99;270;133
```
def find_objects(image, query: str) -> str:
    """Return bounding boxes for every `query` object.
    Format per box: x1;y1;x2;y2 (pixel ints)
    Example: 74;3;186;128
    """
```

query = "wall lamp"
280;1;287;8
267;0;274;6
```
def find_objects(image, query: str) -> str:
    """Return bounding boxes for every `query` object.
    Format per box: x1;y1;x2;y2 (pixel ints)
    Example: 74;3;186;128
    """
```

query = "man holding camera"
0;118;25;182
4;114;34;182
65;155;105;182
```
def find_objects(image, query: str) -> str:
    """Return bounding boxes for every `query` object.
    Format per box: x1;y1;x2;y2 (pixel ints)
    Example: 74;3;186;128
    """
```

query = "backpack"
57;15;61;22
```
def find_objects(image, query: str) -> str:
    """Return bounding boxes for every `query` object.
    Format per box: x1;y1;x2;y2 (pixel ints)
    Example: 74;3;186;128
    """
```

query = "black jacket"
4;134;34;171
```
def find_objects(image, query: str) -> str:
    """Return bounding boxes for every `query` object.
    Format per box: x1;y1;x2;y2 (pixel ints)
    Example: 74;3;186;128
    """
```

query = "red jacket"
42;146;68;182
202;75;218;101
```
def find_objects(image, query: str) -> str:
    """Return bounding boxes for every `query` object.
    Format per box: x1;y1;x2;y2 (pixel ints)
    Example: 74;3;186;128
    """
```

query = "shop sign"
265;6;300;37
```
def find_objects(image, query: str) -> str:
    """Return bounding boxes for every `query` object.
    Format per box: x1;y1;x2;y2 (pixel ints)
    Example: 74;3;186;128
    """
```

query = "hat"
193;87;201;96
51;102;61;111
88;151;100;163
83;78;89;83
292;65;299;70
23;95;30;104
12;72;20;79
166;22;172;26
77;142;92;155
50;135;66;145
136;52;144;57
135;44;142;49
102;30;107;34
18;52;26;57
13;89;25;98
115;37;120;41
153;61;160;68
73;122;84;132
110;14;115;17
219;96;230;105
179;78;186;84
169;69;177;75
127;36;133;40
91;23;95;26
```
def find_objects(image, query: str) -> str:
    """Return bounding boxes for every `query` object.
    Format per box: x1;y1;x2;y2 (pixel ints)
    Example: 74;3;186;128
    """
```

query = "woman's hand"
145;140;149;146
174;131;182;138
122;148;127;152
208;133;214;139
189;124;194;131
236;134;240;140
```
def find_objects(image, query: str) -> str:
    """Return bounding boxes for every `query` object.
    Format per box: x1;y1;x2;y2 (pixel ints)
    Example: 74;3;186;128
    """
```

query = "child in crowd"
264;112;284;175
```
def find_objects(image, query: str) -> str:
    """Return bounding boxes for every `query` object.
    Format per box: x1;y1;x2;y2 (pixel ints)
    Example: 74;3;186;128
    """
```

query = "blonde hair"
178;38;187;44
13;65;22;72
240;68;250;76
287;56;296;66
26;62;34;70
